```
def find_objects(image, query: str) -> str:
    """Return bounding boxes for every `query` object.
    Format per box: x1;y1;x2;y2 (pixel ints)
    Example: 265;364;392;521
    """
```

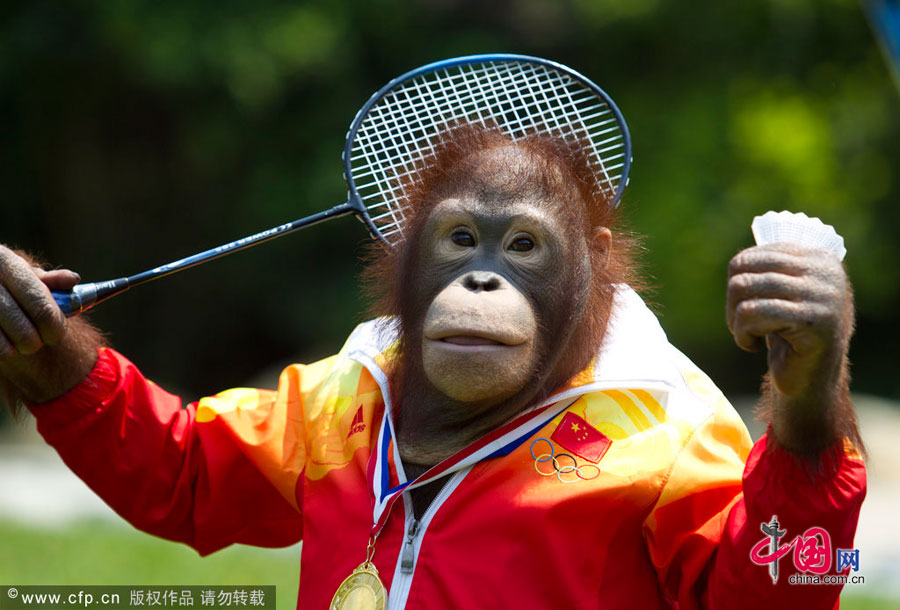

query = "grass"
0;519;300;610
0;518;894;609
843;597;900;610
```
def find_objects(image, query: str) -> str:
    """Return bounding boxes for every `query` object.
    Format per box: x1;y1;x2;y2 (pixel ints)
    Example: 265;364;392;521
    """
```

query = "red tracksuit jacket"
29;289;866;609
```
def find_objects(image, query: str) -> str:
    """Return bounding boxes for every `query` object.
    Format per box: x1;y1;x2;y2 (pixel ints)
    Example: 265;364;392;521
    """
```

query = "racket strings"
349;60;627;246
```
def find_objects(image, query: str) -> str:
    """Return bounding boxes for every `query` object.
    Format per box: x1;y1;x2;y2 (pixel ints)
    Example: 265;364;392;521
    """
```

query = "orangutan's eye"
451;229;476;247
509;236;535;252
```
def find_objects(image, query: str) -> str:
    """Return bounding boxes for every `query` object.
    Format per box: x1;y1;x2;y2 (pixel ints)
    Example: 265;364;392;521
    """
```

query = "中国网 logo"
750;515;861;585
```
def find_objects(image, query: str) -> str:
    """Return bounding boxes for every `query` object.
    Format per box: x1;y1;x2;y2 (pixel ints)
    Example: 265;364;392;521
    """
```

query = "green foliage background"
2;0;898;402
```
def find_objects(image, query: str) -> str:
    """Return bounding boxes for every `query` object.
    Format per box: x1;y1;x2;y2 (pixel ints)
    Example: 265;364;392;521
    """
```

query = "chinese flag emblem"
550;412;612;464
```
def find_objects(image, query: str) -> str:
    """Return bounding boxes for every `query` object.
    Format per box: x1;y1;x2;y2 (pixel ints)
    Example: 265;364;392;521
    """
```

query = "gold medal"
330;562;386;610
331;535;387;610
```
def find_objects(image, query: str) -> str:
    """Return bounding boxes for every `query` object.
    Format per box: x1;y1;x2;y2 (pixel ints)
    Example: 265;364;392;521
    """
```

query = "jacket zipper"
386;467;471;610
400;519;419;574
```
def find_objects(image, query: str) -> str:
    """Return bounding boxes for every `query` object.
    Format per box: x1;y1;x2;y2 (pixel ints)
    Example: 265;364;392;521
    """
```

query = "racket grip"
52;278;130;317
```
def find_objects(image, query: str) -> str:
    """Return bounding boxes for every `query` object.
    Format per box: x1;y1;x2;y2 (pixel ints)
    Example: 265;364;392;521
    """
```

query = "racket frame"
342;53;633;242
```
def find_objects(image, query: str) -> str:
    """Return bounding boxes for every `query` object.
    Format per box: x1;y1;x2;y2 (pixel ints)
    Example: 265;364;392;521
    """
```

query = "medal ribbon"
368;398;575;534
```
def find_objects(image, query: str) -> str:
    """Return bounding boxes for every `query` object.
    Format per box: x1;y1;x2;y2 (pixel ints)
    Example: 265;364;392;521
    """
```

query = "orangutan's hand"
0;245;100;410
727;243;854;453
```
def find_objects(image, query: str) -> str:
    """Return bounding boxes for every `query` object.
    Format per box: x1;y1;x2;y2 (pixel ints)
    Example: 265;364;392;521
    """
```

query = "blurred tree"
1;0;897;409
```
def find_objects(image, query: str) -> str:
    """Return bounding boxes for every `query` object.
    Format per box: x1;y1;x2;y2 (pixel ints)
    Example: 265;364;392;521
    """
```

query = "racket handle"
52;278;130;317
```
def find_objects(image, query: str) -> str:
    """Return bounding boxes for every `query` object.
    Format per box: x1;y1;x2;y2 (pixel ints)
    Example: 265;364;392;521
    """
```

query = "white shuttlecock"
751;210;847;261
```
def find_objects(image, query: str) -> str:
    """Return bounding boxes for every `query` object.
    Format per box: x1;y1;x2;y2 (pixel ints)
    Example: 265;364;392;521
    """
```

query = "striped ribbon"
368;398;575;534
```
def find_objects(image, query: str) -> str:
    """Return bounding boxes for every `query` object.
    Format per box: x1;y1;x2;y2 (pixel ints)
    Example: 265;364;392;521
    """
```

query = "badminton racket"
52;53;632;315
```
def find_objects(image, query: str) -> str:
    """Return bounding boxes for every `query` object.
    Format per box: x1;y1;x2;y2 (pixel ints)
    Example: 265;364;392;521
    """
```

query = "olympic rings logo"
529;438;600;483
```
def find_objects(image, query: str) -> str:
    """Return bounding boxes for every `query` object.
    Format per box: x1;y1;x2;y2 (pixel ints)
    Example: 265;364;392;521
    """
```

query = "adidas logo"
347;405;366;438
